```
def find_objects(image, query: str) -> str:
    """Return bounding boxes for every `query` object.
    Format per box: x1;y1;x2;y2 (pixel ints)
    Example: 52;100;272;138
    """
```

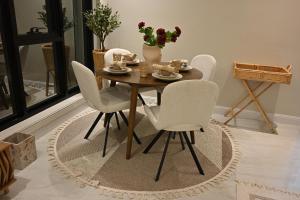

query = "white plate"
103;67;132;74
152;72;183;81
179;65;193;72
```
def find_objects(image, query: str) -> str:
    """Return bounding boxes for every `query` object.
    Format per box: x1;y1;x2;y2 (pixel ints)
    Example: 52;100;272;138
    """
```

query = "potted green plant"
83;2;121;88
138;22;182;73
37;5;73;96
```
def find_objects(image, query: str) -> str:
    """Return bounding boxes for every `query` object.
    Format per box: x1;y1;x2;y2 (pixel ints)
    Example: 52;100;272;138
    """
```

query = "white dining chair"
104;48;162;105
143;80;219;181
190;54;216;81
72;61;142;157
188;54;217;142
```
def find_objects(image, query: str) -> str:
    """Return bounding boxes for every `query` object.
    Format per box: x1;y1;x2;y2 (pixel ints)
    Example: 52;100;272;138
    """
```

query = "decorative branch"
83;2;121;51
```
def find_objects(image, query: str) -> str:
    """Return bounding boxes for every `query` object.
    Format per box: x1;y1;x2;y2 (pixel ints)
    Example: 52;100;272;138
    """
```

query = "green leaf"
83;2;121;50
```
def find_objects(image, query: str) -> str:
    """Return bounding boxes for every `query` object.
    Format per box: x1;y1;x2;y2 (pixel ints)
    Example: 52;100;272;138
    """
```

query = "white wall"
105;0;300;117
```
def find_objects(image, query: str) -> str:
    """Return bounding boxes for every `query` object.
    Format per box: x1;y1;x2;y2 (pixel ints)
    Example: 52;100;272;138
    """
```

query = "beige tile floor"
1;103;300;200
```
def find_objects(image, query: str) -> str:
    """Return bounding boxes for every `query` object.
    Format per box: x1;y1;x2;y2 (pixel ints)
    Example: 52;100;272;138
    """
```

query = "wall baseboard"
214;106;300;126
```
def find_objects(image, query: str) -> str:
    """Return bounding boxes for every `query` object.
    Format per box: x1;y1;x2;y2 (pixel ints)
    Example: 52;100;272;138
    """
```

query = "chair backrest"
104;48;131;66
190;55;216;81
72;61;102;110
156;80;219;131
102;48;131;88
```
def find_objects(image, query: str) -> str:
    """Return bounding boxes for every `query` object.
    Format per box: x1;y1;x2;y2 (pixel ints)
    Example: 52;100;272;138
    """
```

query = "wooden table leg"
126;85;138;160
242;80;275;132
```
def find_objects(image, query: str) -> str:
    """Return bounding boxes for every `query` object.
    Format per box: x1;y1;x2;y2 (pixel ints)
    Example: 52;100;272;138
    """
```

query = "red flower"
156;28;166;35
144;35;149;41
157;34;166;46
175;26;181;36
138;22;145;29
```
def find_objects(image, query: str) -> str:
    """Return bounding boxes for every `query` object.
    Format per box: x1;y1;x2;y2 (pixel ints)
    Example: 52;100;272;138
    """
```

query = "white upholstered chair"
190;54;216;81
102;48;131;88
72;61;141;157
143;80;219;181
187;54;217;141
104;48;162;105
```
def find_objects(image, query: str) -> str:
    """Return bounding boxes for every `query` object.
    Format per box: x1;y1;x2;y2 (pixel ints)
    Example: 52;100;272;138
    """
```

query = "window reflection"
14;0;48;35
0;36;13;119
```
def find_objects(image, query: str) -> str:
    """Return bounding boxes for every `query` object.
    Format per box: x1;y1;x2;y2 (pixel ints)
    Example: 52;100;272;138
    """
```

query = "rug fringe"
236;180;300;198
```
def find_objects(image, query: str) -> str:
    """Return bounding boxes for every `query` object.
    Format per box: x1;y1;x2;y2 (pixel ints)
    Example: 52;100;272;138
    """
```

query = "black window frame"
0;0;93;131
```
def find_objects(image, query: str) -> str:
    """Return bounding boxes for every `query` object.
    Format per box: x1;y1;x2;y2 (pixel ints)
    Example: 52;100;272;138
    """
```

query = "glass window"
14;0;48;35
62;0;85;89
20;43;57;107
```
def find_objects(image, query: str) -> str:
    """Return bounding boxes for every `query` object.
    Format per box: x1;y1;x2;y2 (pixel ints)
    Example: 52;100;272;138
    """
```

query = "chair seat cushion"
144;105;203;131
99;85;141;113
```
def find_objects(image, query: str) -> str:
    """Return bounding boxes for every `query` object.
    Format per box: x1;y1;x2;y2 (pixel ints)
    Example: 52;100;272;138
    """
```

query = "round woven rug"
48;109;240;199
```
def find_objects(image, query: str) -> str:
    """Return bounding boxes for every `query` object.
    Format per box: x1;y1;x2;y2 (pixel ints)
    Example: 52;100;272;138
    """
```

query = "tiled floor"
1;102;300;200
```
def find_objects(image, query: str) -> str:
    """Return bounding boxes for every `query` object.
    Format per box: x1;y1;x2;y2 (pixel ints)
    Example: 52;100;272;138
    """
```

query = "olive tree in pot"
84;2;121;88
37;5;73;96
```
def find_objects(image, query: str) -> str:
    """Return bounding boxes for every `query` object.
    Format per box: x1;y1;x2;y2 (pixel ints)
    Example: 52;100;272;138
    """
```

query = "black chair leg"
102;113;113;157
133;131;142;144
118;111;142;144
103;114;109;127
182;132;205;175
137;93;146;105
157;91;161;106
178;132;185;150
114;112;120;130
190;131;195;144
84;112;104;139
143;130;164;153
155;132;172;181
172;132;176;139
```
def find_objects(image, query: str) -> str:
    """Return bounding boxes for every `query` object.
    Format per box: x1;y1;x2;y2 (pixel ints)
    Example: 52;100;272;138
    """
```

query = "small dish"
103;67;132;75
152;72;183;81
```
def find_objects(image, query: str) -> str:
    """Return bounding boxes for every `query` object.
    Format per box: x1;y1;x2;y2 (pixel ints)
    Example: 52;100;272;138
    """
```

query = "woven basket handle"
286;65;292;72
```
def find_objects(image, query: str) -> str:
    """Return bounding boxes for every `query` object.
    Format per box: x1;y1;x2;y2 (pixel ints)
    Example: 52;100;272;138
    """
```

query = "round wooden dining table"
96;62;203;159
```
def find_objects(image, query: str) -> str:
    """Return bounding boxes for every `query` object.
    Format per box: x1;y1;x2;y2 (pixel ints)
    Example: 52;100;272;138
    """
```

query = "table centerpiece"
138;22;182;74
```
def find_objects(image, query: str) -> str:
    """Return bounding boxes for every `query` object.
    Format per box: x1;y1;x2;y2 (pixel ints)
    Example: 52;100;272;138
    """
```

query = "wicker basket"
234;62;292;84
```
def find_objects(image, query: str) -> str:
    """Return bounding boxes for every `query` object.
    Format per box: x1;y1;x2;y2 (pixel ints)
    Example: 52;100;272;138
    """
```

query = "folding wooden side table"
224;62;292;134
